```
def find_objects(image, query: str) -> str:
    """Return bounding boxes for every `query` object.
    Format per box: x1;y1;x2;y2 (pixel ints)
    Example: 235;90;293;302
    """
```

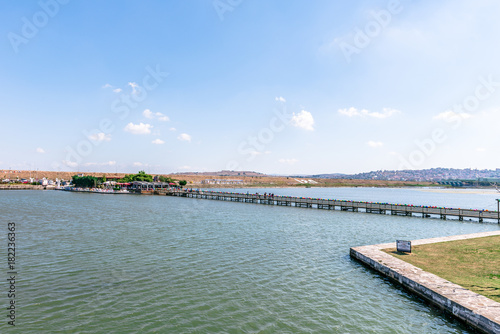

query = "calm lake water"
1;188;499;333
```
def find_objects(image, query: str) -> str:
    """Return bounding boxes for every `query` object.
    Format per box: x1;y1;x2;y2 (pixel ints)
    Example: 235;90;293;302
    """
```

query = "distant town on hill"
169;168;500;182
309;168;500;182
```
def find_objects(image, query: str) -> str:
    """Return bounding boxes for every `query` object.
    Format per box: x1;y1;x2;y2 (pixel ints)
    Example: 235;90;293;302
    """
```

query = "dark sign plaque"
396;240;411;253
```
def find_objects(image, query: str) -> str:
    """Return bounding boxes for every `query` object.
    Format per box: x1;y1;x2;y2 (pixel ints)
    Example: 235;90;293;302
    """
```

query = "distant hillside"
311;168;500;182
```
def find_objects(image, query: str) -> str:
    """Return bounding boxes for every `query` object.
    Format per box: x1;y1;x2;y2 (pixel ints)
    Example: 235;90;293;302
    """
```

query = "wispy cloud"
291;110;314;131
156;112;169;121
102;83;122;93
433;110;472;122
83;161;116;167
124;122;153;135
338;107;401;119
36;147;45;153
143;109;169;122
177;133;192;142
279;158;298;165
248;150;271;158
275;96;286;102
89;132;111;142
152;139;165;144
63;160;78;168
367;141;383;148
128;82;139;95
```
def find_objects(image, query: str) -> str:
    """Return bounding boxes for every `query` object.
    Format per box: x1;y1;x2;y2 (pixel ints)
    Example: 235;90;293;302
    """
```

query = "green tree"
159;175;175;183
133;170;153;182
72;175;99;188
118;171;153;183
179;180;187;186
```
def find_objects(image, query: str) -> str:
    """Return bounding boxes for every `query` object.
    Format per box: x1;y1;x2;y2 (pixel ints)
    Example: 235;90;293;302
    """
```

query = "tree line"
72;171;187;188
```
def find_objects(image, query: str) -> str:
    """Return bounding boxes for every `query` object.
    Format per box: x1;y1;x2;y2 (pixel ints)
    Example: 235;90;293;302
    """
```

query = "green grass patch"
383;235;500;302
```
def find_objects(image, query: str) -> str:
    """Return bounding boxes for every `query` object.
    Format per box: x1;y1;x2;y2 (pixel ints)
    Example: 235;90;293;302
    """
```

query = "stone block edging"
350;231;500;334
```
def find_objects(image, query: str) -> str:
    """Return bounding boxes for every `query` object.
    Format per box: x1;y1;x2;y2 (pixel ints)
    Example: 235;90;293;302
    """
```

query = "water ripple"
1;190;497;333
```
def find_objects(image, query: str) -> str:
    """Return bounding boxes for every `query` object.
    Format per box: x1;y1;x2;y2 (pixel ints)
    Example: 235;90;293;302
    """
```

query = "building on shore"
201;179;245;185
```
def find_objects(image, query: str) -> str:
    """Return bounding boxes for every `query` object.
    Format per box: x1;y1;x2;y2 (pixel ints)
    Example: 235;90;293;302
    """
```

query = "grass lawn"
383;235;500;303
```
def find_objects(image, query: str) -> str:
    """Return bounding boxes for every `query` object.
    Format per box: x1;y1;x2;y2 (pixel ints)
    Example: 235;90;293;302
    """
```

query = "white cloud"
279;158;298;165
369;108;401;119
177;133;192;142
169;127;177;131
338;107;401;119
367;141;384;148
89;132;111;142
124;122;153;135
178;165;192;170
128;82;139;94
103;84;122;93
275;96;286;102
133;162;143;167
152;139;165;145
62;160;78;168
36;147;45;154
290;110;314;131
83;161;116;167
338;107;365;117
476;147;486;152
433;110;472;122
143;109;169;122
155;112;169;121
248;150;271;158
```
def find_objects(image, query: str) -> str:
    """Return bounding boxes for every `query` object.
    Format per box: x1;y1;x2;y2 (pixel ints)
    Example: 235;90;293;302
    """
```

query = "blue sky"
2;0;500;174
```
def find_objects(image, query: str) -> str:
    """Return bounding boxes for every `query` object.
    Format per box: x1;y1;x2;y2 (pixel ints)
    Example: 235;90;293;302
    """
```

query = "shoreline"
0;169;437;188
0;185;52;190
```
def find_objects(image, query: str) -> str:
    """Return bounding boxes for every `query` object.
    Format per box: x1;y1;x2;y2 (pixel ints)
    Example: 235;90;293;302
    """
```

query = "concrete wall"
0;185;47;190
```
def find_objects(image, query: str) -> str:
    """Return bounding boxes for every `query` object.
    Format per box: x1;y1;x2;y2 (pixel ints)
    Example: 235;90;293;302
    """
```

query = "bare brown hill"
1;170;436;188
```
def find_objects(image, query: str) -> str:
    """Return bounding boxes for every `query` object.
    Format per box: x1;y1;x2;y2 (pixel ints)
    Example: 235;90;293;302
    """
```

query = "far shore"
1;169;439;189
